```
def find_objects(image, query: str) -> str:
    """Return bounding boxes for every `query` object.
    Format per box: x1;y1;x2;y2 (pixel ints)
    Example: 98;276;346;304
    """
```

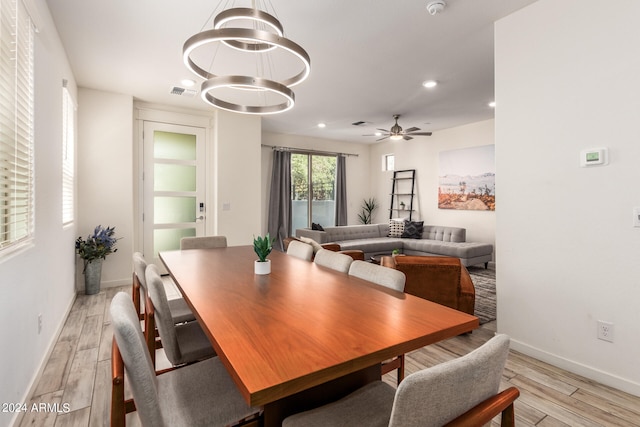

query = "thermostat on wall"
580;148;608;167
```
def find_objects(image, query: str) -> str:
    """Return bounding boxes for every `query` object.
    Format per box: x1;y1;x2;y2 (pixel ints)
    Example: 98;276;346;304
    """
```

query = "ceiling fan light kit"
182;3;311;115
365;114;433;142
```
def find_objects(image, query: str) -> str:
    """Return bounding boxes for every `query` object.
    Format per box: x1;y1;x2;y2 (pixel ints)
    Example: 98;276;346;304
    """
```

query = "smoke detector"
426;0;446;15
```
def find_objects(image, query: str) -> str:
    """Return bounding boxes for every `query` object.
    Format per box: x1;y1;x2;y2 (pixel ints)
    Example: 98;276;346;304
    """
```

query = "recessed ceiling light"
488;101;496;108
317;123;326;128
422;80;438;88
374;132;382;137
181;79;196;87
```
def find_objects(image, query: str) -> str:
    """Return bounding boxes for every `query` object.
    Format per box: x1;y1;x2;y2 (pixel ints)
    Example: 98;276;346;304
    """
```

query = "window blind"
62;83;74;225
0;0;35;253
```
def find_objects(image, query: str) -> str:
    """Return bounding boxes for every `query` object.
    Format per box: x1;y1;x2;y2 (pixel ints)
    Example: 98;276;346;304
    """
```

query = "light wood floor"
18;285;640;427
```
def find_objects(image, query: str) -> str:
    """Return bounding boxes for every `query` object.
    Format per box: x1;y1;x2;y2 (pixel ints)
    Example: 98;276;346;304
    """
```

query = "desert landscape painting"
438;145;495;211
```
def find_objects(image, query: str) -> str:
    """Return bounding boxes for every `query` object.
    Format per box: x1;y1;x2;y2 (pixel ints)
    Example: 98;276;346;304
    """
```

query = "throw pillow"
299;236;323;253
401;220;424;239
388;219;405;237
311;222;325;231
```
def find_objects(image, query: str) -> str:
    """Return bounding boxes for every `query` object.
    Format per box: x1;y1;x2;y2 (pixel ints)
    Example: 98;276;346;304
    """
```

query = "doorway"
142;122;206;265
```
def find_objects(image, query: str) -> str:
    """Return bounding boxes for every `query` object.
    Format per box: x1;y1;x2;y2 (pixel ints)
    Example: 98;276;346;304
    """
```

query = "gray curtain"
335;155;347;226
267;150;291;251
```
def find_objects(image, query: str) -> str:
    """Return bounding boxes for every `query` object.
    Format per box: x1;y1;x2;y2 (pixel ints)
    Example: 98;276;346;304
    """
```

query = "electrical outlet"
38;313;42;334
597;320;614;342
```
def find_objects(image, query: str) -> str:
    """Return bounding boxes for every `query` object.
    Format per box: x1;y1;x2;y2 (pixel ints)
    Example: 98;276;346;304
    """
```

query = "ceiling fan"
365;114;432;141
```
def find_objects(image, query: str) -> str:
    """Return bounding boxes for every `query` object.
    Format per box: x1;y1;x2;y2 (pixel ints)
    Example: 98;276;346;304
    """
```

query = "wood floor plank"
506;353;579;396
537;415;572;426
86;292;106;317
89;360;110;427
62;348;98;411
97;322;113;362
571;388;640;425
77;315;103;351
19;390;63;427
510;350;640;413
57;309;87;345
54;407;90;427
511;375;636;427
33;341;75;397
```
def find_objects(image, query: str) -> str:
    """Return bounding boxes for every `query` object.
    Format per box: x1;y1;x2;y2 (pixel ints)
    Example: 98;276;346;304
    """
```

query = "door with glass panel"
143;122;206;266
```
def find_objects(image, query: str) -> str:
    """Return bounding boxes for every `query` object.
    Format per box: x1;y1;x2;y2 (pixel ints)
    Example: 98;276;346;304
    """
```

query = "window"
383;153;395;171
291;153;336;231
0;0;35;253
62;82;75;225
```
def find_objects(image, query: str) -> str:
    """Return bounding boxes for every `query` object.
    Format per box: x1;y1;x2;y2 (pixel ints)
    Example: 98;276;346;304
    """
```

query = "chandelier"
183;2;311;114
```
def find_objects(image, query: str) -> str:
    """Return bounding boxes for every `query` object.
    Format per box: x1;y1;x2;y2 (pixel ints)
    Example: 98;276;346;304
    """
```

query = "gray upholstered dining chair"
180;235;227;250
132;252;195;325
145;264;215;367
109;292;261;427
348;260;406;292
283;334;519;427
348;260;407;384
313;248;354;273
286;240;314;261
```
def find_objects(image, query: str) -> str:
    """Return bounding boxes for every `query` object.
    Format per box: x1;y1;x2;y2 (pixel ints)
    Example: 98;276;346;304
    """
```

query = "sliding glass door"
291;153;336;230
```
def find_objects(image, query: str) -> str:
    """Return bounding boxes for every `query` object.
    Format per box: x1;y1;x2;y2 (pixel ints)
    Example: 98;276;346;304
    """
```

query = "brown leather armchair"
381;255;475;315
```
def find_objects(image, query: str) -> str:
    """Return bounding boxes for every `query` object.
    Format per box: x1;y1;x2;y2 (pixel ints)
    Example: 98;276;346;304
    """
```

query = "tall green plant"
357;198;378;224
253;234;275;262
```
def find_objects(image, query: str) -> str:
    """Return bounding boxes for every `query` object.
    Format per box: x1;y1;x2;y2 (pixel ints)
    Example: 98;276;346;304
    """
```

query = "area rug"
466;266;496;324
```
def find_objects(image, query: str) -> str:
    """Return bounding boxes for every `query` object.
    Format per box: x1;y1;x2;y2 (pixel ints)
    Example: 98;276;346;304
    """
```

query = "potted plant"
400;201;406;210
357;197;378;224
75;225;120;295
253;233;275;275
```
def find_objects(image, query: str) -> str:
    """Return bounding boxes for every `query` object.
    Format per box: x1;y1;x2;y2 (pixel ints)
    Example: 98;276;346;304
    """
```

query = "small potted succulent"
75;225;120;294
253;233;275;275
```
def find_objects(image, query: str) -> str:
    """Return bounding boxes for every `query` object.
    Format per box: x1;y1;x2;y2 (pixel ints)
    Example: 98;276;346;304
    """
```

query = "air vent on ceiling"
170;86;197;97
352;121;367;126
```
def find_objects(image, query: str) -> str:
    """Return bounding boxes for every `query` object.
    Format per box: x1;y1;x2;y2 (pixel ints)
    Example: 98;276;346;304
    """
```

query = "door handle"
195;216;204;221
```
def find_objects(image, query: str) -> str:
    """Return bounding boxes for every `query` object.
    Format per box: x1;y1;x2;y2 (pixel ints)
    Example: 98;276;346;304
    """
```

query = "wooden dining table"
160;246;479;425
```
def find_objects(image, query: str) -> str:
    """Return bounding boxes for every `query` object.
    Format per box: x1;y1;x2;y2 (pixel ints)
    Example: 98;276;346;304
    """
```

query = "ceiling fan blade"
377;136;389;142
403;135;413;141
407;132;432;136
405;127;420;133
376;128;390;132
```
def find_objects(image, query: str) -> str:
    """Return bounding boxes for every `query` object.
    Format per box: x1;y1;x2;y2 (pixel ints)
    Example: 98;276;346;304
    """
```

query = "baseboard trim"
11;293;77;427
510;338;640;397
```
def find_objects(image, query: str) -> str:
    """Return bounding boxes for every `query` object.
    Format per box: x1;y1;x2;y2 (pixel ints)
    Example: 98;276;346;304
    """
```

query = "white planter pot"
254;259;271;275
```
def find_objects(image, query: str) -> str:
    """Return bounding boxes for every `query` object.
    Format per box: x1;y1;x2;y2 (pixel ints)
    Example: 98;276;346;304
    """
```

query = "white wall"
369;120;496;253
214;110;263;245
76;89;134;290
261;132;372;233
495;0;640;395
0;1;77;425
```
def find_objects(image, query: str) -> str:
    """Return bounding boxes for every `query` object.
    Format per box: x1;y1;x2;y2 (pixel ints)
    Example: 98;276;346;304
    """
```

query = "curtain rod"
261;144;359;157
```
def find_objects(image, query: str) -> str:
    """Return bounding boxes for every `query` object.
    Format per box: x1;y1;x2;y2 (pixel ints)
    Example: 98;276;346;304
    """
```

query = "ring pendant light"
182;4;310;114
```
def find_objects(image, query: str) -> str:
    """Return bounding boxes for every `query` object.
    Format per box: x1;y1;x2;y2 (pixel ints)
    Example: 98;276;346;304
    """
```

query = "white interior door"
143;122;206;266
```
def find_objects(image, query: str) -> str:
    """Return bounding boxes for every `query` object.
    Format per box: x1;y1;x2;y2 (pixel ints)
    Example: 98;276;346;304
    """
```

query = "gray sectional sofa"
296;223;493;268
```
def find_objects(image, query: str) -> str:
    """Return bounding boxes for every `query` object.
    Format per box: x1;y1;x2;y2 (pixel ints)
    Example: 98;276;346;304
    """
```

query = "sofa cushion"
403;239;493;259
388;219;404;237
401;220;423;239
323;224;383;242
421;225;466;242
